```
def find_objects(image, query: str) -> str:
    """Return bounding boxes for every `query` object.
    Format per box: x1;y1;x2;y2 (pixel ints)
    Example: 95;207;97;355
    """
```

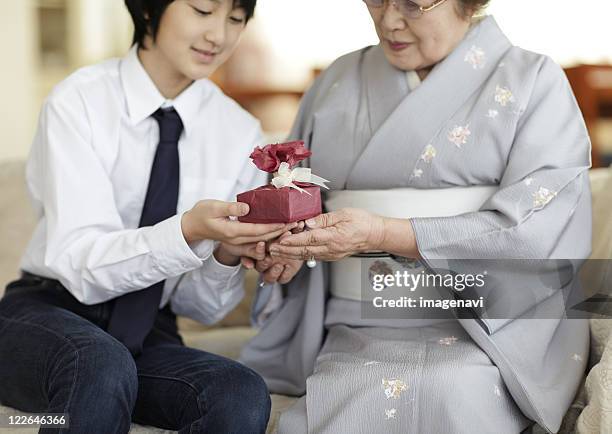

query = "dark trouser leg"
133;341;271;434
0;280;138;434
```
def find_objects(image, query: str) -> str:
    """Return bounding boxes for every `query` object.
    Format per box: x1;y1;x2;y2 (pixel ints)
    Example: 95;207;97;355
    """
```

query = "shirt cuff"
201;254;242;292
146;214;205;275
173;211;215;261
189;239;214;261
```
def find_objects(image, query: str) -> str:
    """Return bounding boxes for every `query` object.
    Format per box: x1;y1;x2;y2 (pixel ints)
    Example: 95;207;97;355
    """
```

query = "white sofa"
1;161;611;433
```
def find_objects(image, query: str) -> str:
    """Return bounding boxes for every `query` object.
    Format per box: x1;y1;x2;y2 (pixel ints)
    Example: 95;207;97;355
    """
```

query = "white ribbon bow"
271;162;329;195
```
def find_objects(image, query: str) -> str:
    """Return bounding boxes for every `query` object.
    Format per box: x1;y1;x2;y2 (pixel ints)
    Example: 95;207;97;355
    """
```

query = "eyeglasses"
363;0;449;19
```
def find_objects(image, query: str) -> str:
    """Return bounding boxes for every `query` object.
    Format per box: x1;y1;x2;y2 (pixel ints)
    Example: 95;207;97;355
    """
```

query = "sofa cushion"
0;161;36;293
574;166;612;434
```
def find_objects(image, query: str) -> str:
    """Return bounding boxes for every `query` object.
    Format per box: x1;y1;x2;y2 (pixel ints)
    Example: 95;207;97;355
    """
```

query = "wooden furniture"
565;65;612;168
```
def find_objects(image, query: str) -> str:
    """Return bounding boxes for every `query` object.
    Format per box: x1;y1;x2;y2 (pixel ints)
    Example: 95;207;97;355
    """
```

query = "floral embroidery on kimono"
532;187;557;209
571;353;583;362
486;109;499;119
420;144;437;163
495;85;515;107
448;125;472;148
438;336;459;346
410;144;437;183
465;46;486;69
382;379;408;399
385;408;397;420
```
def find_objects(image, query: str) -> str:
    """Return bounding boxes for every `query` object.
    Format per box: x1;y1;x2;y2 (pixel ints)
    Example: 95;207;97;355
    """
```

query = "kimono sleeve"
410;58;592;333
411;57;592;261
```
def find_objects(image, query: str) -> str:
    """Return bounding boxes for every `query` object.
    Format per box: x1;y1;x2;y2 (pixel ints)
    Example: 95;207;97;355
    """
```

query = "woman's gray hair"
455;0;490;18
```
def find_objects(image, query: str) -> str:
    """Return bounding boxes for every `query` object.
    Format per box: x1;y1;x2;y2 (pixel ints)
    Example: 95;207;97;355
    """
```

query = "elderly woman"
241;0;592;432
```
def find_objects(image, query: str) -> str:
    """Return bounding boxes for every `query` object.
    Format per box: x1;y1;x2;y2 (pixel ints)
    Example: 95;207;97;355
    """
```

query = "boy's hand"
181;200;295;244
214;241;266;267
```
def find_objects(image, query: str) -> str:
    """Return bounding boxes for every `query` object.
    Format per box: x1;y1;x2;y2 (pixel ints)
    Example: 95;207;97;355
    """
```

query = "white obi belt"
325;186;498;301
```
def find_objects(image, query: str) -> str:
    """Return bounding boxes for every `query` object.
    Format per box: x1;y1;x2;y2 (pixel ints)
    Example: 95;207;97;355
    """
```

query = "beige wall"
67;0;132;69
0;0;37;162
0;0;131;164
2;0;611;164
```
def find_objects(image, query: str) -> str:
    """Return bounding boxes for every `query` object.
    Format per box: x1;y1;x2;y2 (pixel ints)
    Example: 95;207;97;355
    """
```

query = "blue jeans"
0;275;271;434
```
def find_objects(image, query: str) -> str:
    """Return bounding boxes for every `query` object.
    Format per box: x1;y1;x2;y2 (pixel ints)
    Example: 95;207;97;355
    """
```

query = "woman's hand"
181;200;296;245
256;254;305;285
268;208;386;262
241;231;305;284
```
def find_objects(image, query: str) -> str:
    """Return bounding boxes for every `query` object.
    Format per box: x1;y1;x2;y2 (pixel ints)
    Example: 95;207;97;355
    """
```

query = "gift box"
237;183;321;223
237;141;328;223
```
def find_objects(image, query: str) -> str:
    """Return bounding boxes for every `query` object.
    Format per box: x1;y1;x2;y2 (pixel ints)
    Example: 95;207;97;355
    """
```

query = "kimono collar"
346;15;513;189
422;15;510;86
120;45;207;137
405;16;485;92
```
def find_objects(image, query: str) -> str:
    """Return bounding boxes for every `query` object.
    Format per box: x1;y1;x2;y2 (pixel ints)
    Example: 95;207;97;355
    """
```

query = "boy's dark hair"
125;0;257;47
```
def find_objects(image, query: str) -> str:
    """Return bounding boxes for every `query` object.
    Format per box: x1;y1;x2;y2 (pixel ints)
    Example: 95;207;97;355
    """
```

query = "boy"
0;1;289;432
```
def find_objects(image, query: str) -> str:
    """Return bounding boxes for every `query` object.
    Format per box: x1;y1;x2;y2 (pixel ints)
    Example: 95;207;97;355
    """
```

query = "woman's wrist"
366;215;387;252
377;217;419;258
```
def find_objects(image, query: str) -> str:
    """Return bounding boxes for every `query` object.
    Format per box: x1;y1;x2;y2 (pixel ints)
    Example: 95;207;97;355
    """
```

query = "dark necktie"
107;107;183;355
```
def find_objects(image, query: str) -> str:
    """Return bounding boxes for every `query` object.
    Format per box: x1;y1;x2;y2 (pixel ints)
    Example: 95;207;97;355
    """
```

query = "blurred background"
1;0;612;166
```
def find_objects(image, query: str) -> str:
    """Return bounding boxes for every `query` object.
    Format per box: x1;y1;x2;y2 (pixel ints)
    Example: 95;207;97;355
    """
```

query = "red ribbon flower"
250;141;312;173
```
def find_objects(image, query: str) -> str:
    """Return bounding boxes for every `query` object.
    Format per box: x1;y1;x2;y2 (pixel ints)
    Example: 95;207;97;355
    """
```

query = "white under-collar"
406;70;422;91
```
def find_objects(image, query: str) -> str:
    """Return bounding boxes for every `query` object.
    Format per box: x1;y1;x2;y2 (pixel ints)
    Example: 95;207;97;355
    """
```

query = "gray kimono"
241;16;592;433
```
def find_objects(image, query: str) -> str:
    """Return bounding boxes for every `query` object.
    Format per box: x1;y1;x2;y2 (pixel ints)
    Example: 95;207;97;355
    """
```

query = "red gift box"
236;141;328;224
237;182;321;223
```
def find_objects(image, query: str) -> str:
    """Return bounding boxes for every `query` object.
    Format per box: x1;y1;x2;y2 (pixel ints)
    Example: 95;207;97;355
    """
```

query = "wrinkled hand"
268;208;386;262
257;253;304;285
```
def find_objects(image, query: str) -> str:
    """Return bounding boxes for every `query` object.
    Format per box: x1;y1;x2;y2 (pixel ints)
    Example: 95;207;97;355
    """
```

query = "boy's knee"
198;363;271;433
231;366;271;427
77;335;138;404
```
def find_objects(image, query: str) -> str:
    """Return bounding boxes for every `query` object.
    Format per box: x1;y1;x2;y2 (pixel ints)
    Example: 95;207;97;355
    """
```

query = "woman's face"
146;0;247;81
367;0;472;72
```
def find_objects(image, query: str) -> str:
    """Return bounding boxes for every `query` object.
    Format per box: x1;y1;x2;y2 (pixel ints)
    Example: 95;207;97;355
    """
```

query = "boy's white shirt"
20;45;267;325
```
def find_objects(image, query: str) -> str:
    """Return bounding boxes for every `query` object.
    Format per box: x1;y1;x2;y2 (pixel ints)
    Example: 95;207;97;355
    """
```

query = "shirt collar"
171;79;205;138
120;45;206;137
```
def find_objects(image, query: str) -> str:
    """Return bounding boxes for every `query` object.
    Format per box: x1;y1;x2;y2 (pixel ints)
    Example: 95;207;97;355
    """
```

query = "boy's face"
152;0;247;80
